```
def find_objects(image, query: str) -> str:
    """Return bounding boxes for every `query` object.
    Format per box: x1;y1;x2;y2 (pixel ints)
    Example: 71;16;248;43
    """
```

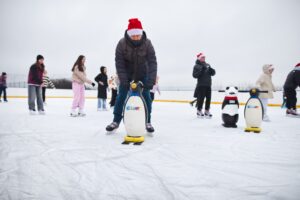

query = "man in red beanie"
283;63;300;117
192;53;216;118
106;18;158;133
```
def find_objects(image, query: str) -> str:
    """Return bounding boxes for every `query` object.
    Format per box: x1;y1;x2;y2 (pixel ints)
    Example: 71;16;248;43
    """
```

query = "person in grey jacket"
192;53;216;118
106;18;157;133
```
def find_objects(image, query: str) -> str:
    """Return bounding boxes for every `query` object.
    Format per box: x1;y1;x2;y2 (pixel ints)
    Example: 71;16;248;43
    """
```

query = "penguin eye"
235;87;238;90
226;87;229;90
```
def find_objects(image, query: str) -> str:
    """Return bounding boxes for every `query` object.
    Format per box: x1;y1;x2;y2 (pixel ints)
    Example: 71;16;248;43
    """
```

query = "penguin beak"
229;92;235;95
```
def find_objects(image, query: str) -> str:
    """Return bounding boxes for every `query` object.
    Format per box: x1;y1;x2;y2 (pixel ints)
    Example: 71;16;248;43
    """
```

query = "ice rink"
0;90;300;200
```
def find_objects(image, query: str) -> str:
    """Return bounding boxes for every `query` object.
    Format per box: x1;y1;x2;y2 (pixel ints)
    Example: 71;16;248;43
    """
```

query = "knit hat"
197;53;205;59
127;18;143;36
36;55;44;61
295;63;300;67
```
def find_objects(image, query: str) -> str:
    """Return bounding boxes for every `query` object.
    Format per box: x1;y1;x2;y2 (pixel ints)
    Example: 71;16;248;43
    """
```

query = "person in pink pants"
70;55;95;117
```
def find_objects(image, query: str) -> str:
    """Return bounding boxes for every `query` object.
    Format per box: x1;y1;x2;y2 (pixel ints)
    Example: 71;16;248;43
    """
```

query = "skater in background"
108;74;119;108
192;52;216;118
283;63;300;117
150;76;161;101
71;55;95;117
256;64;276;121
95;66;108;111
42;70;56;105
106;18;157;133
27;55;45;115
0;72;8;102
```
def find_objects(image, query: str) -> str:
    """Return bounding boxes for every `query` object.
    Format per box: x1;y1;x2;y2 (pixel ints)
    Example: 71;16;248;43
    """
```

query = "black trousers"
0;86;7;101
196;86;212;111
110;89;118;107
284;88;297;109
42;87;46;102
150;92;155;101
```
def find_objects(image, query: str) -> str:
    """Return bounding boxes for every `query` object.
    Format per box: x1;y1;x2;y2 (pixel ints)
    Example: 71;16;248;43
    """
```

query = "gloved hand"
91;83;96;87
144;84;153;90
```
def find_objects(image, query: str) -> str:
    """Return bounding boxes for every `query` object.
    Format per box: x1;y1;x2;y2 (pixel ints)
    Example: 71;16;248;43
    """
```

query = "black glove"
91;83;95;87
144;84;153;90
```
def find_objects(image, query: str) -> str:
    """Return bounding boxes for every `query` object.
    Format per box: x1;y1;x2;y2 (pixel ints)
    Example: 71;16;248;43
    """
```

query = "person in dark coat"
95;66;108;111
283;63;300;116
0;72;8;102
106;18;157;133
27;55;45;115
192;53;216;118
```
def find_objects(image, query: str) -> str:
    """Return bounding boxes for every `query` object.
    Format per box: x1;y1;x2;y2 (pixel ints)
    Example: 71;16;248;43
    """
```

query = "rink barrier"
6;95;300;108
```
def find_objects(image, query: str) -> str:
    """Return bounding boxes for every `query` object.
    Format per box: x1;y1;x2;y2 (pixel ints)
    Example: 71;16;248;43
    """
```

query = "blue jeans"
113;85;152;124
98;98;107;109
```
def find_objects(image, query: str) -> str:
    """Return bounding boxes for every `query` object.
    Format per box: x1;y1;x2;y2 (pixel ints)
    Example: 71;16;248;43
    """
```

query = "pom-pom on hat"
127;18;143;36
197;53;205;59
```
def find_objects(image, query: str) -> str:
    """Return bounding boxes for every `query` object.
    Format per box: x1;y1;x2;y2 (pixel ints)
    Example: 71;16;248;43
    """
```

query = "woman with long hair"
71;55;95;117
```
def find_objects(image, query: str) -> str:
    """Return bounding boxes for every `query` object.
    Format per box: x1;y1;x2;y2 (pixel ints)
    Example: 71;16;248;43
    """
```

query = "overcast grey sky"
0;0;299;88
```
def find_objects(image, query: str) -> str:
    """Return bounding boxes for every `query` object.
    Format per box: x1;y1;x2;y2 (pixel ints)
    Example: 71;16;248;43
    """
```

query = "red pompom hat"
127;18;143;36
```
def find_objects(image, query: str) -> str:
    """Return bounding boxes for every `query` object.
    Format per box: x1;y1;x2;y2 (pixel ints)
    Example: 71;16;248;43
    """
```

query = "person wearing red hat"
106;18;158;133
192;53;216;118
283;63;300;117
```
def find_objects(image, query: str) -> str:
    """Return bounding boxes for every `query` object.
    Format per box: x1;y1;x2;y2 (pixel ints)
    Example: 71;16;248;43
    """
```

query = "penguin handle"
218;90;225;92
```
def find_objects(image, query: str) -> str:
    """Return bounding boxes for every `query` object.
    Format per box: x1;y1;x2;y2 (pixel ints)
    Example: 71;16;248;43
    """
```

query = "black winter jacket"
115;31;157;89
193;60;216;87
283;67;300;90
95;73;108;99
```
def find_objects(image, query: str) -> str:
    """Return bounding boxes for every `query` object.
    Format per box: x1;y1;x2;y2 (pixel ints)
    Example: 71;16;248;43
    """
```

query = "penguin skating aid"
122;82;148;145
242;88;267;133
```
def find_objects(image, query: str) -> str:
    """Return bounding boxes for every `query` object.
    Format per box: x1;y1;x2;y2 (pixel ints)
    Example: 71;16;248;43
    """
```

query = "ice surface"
0;94;300;200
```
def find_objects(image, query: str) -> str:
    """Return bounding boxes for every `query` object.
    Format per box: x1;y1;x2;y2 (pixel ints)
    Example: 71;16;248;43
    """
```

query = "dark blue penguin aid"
122;81;148;145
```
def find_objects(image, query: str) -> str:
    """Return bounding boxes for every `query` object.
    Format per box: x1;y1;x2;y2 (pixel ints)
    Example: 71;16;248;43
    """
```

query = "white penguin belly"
124;96;146;137
244;98;263;128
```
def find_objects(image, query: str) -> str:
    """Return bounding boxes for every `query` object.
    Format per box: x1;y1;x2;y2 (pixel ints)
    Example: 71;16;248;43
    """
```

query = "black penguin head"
249;88;260;97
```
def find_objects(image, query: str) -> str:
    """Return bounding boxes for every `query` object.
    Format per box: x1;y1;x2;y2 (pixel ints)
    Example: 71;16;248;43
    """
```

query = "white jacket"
256;64;276;99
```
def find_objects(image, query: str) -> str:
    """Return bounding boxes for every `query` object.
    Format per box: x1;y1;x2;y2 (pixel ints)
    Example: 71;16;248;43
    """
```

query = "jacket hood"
262;64;273;75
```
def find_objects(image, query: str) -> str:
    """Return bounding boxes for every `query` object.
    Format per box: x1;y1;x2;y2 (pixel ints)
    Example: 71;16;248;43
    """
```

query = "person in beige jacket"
256;64;276;121
71;55;95;117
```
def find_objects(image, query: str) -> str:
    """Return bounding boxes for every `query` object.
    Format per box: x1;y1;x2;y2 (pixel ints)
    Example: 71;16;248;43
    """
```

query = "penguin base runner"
245;127;261;133
122;136;145;145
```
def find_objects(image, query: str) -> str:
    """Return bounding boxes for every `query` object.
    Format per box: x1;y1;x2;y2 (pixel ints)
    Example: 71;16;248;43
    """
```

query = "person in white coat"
256;64;276;121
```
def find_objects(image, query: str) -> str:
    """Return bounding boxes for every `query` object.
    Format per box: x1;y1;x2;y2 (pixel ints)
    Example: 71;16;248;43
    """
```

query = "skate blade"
106;129;117;135
286;114;300;118
147;132;154;137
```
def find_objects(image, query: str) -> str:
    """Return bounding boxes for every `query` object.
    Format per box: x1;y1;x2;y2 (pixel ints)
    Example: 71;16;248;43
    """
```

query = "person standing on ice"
150;76;161;101
42;70;56;105
256;64;276;121
106;18;157;133
70;55;95;117
0;72;8;102
27;55;46;115
192;53;216;118
283;63;300;117
95;66;109;111
108;74;119;108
